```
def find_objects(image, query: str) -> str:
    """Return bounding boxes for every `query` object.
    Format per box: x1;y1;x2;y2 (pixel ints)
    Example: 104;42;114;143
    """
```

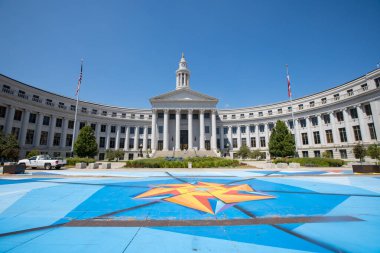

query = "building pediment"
150;89;218;104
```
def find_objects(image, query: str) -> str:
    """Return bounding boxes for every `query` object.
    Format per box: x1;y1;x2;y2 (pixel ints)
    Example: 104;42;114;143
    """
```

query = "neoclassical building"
1;55;379;160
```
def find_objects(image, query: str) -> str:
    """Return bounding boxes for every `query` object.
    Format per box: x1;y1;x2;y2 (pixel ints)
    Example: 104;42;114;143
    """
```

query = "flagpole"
71;59;83;155
286;64;298;157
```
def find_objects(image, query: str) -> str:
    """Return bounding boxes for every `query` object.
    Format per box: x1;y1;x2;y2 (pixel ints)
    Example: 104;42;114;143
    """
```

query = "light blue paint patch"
0;183;102;234
3;227;139;253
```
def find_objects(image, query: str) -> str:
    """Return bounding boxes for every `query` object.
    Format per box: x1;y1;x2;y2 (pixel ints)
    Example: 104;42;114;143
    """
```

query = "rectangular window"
129;138;134;149
119;138;125;149
232;138;237;148
368;123;377;140
43;116;50;126
323;114;330;124
216;128;220;135
111;125;116;133
204;113;210;119
364;104;372;116
68;120;74;129
249;125;255;133
29;113;36;123
223;127;228;134
109;137;115;148
353;125;362;141
258;112;263;117
0;106;6;118
361;83;368;91
232;127;237;134
298;104;304;110
91;109;97;115
300;119;307;128
375;77;380;88
334;94;340;100
122;113;126;118
240;113;245;118
347;89;354;96
205;126;210;134
311;116;318;126
139;114;144;119
79;122;85;129
101;125;106;132
158;126;163;134
309;101;315;107
181;114;187;120
14;110;22;121
32;95;41;103
66;134;73;147
241;138;247;146
99;137;106;148
102;111;107;116
56;118;62;128
120;126;125;134
260;137;266;147
91;123;96;131
250;137;256;147
325;130;334;143
350;108;358;119
277;108;282;114
112;112;117;117
302;133;309;145
130;127;135;134
11;127;20;140
40;131;48;145
70;105;76;111
147;139;151;149
336;111;344;122
288;120;294;129
313;131;321;144
25;129;34;145
288;106;292;112
340;150;347;159
81;107;87;113
148;128;152;134
240;126;246;134
223;138;229;148
169;114;175;120
268;110;272;115
314;150;321;158
157;113;163;119
139;127;144;135
53;133;61;146
338;128;347;142
259;125;265;132
302;151;309;158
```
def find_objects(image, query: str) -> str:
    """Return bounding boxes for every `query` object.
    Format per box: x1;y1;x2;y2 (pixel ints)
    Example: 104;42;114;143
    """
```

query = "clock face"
181;63;186;67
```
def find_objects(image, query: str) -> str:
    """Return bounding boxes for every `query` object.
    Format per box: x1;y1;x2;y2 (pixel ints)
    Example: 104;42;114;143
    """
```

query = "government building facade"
1;55;380;160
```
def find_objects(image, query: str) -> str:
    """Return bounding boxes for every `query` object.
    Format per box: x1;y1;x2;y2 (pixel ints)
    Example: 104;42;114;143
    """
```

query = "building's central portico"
150;54;219;154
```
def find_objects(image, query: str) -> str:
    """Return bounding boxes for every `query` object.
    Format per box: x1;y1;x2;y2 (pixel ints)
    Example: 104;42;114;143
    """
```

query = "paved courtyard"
0;169;379;252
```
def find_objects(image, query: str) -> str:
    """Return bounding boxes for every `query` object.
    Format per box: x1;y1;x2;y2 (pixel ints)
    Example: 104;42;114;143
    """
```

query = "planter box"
87;163;99;169
75;162;87;169
352;165;380;173
3;164;26;174
101;163;111;169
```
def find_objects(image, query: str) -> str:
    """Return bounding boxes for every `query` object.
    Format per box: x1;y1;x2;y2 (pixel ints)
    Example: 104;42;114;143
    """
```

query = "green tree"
114;149;125;161
0;132;20;161
353;143;366;163
250;149;263;160
105;149;115;161
367;144;380;165
322;151;332;158
236;145;250;159
268;120;296;158
73;126;98;158
27;149;40;158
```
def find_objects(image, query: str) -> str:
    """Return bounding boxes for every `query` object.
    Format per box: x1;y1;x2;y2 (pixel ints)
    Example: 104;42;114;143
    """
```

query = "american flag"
75;61;83;96
287;73;292;98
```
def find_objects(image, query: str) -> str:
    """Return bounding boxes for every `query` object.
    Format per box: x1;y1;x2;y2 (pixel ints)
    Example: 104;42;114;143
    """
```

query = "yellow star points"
134;181;275;214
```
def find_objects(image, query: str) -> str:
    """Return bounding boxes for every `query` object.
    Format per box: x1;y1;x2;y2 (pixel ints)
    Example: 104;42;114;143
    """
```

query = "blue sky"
0;0;379;109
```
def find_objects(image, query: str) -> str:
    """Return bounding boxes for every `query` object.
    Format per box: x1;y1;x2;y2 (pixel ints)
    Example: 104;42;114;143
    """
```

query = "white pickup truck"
18;155;66;170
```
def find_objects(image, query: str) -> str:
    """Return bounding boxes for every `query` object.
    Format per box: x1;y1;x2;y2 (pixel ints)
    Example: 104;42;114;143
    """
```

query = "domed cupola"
176;53;190;90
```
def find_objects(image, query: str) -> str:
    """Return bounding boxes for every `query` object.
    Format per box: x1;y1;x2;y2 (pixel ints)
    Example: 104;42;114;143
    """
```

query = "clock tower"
176;53;190;90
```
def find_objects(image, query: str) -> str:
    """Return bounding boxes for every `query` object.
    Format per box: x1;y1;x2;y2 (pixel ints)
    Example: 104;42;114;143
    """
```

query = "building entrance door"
157;140;163;151
205;140;211;150
180;130;188;150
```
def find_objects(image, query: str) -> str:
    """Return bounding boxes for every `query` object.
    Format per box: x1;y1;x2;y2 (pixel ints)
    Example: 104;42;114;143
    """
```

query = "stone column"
357;105;369;142
342;109;352;143
48;115;56;148
370;100;380;141
61;118;68;149
134;127;139;151
95;123;101;148
151;110;157;151
228;126;233;148
199;110;205;150
265;124;270;149
33;113;44;147
5;106;15;134
306;117;313;146
330;111;340;144
317;114;326;145
237;125;241;149
175;109;181;151
115;125;121;149
143;126;148;151
294;119;301;156
163;109;169;151
105;124;111;149
211;110;217;151
246;125;251;148
220;126;224;150
255;125;259;148
124;126;130;151
19;110;30;146
188;109;193;149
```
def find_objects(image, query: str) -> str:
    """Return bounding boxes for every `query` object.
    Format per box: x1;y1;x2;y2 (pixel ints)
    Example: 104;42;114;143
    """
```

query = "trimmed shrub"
125;157;240;168
66;157;96;166
273;157;344;167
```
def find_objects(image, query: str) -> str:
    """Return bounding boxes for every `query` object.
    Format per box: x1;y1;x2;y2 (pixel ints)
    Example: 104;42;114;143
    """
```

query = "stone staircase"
152;150;218;158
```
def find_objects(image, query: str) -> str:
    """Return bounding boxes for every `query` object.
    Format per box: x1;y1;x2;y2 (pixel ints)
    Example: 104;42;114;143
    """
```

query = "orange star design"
134;182;275;214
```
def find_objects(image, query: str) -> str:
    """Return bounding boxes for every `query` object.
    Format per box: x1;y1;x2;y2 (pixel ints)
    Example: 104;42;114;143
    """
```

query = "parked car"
18;155;66;170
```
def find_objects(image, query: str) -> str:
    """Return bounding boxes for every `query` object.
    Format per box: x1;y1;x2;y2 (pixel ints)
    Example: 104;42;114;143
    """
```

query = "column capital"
199;109;205;114
188;109;193;114
151;109;157;113
163;109;169;114
211;109;217;113
176;109;181;114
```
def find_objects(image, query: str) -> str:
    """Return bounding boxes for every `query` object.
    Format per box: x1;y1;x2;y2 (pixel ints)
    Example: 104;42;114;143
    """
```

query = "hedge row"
66;157;96;166
273;157;344;167
125;157;240;168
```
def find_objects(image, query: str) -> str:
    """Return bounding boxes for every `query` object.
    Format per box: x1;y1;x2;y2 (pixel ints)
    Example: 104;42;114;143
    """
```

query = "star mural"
133;181;275;214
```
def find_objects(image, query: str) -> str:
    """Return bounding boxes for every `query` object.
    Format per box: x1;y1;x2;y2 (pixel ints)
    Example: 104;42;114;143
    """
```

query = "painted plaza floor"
0;169;379;253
